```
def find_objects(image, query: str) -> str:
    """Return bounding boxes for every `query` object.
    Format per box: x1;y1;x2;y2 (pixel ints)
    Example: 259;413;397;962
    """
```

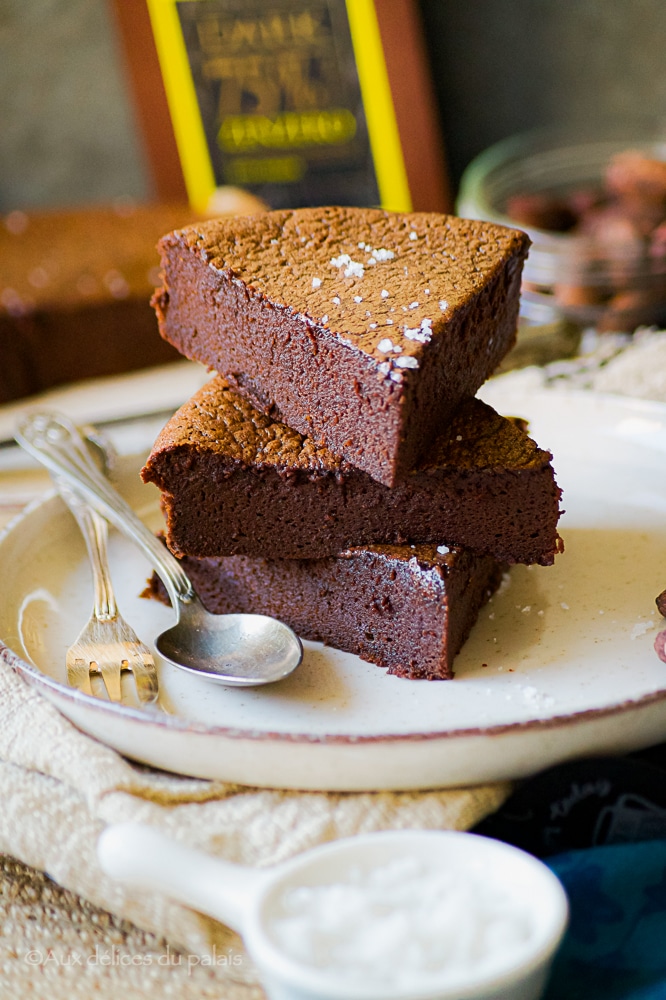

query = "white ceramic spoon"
97;822;568;1000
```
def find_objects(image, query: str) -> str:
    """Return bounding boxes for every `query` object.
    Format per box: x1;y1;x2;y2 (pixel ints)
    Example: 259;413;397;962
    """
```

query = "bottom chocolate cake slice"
145;542;506;680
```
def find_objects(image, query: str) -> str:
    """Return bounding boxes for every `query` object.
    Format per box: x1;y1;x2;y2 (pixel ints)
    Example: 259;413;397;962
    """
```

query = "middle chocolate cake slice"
142;376;563;566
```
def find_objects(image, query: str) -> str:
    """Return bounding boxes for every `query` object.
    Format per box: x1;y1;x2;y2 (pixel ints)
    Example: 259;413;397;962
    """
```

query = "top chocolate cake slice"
142;376;563;566
152;207;530;486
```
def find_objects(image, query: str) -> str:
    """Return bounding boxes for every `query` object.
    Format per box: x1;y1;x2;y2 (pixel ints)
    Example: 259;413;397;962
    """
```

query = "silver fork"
57;478;159;706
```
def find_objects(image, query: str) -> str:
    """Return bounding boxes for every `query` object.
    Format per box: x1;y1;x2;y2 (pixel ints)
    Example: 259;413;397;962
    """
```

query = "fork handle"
15;412;194;611
58;481;118;621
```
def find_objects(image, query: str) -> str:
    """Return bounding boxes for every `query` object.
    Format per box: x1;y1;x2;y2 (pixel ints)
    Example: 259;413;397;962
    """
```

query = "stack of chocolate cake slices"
142;207;563;680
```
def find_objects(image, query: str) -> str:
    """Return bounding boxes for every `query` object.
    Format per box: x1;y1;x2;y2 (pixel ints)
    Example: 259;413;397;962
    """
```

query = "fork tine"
110;619;159;704
58;477;159;706
67;656;94;697
130;654;160;705
96;656;123;703
80;620;124;702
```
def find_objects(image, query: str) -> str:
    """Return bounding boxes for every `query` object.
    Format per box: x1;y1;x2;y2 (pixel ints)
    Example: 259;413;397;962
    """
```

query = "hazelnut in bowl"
457;122;666;333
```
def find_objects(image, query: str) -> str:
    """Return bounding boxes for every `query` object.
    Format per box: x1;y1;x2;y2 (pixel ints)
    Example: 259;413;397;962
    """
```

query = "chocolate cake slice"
146;543;505;680
141;376;563;566
0;194;264;404
152;207;530;486
0;203;201;404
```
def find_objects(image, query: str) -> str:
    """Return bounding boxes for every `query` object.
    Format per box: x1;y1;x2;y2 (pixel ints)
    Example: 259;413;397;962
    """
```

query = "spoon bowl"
155;600;303;686
15;412;303;687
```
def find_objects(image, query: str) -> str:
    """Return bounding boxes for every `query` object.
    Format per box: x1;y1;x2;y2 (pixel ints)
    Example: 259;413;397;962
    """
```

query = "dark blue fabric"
544;840;666;999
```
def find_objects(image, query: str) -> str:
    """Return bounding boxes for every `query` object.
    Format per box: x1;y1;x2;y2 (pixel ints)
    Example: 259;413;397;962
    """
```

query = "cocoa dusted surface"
141;376;563;566
145;541;506;680
152;207;530;486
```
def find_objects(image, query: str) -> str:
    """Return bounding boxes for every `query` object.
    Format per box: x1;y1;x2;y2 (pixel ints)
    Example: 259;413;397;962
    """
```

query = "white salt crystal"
345;261;364;278
330;254;364;278
395;355;419;369
631;620;655;639
371;247;395;261
403;324;432;343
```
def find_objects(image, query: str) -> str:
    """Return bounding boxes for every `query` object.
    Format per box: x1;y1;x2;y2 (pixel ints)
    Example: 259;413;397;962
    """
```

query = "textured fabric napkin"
0;654;510;993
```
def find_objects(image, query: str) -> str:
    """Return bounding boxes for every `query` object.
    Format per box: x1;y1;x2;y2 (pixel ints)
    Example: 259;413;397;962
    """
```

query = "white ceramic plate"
2;383;666;791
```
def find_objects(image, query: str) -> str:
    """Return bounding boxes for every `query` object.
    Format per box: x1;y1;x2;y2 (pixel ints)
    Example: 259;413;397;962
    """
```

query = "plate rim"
5;629;666;746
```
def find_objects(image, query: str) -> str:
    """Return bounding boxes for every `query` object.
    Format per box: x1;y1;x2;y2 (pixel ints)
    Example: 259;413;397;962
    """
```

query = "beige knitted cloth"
0;659;509;998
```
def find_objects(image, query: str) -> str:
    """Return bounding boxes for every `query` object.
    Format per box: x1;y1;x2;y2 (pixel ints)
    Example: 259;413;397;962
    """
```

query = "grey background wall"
0;0;150;210
419;0;666;190
1;0;665;212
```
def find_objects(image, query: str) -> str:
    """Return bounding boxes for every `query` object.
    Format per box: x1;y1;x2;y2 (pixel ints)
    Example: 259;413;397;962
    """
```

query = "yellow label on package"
146;0;411;212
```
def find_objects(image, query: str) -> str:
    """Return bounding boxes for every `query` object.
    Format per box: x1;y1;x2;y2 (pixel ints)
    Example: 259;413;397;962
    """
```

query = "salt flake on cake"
403;319;433;344
330;254;365;279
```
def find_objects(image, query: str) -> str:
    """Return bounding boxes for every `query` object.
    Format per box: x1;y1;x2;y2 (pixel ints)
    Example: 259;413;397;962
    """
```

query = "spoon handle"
15;412;194;610
98;822;265;933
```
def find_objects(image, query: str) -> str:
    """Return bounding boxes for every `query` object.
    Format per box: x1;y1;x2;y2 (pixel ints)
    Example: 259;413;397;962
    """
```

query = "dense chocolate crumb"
144;538;506;680
142;375;563;565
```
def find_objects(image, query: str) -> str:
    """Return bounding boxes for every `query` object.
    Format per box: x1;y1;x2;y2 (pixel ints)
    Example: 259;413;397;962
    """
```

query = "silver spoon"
15;412;303;687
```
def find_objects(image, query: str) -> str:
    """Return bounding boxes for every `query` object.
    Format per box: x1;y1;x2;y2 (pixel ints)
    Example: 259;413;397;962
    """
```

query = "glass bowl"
457;122;666;333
